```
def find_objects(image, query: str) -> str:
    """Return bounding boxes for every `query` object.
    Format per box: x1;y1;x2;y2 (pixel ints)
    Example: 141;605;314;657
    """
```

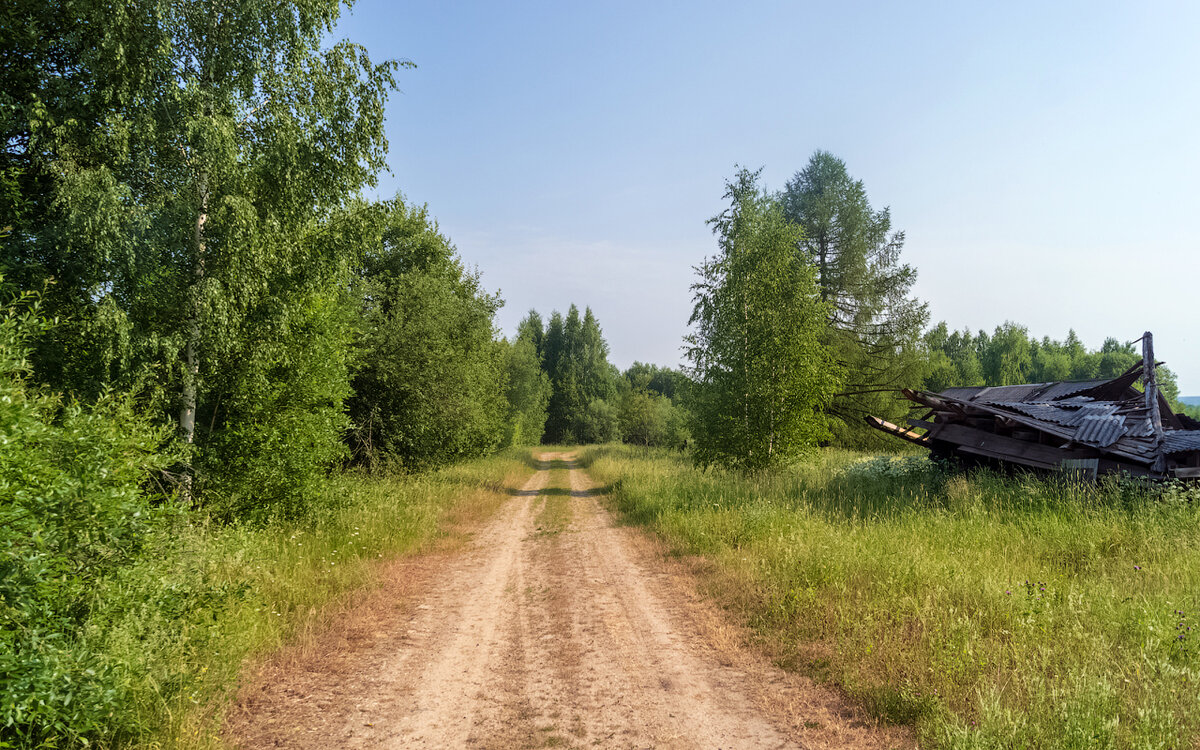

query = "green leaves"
781;151;928;446
503;325;551;447
0;292;174;745
688;168;841;471
347;200;507;471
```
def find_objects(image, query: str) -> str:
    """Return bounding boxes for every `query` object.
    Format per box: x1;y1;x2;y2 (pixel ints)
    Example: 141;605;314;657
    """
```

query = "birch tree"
687;168;840;471
7;0;401;506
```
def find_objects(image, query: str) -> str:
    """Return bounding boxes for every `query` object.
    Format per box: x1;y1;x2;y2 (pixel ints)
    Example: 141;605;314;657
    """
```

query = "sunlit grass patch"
580;444;1200;749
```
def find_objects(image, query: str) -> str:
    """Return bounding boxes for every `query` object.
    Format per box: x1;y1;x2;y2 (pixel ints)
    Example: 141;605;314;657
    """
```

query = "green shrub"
579;398;620;444
0;295;173;746
200;285;354;521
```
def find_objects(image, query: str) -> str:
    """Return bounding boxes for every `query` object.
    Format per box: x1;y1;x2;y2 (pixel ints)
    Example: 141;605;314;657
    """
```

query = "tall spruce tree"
781;151;927;446
534;304;617;444
687;168;840;471
516;309;545;360
541;310;572;442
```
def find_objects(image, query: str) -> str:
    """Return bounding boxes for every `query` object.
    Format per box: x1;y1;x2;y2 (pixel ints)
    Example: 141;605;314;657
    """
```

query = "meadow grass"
88;448;531;749
580;444;1200;749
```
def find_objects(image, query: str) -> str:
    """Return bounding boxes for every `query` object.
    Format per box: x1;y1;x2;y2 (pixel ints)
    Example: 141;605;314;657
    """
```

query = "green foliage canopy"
0;293;174;745
347;200;507;470
687;168;841;471
502;312;552;447
3;0;401;515
781;151;928;446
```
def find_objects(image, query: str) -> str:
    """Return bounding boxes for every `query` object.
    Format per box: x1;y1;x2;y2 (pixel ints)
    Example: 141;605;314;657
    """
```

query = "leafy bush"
348;200;507;470
200;285;353;521
578;398;620;444
0;295;173;746
502;334;551;447
618;388;690;449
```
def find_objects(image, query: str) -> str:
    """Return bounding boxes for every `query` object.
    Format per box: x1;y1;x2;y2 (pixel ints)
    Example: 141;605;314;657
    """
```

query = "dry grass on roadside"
89;449;532;750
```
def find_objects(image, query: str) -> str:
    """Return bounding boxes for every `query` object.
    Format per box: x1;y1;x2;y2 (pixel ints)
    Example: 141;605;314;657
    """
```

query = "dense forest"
0;1;1195;745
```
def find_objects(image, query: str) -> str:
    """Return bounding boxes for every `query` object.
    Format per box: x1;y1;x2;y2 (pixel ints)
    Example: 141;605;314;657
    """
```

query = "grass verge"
580;444;1200;749
88;448;531;749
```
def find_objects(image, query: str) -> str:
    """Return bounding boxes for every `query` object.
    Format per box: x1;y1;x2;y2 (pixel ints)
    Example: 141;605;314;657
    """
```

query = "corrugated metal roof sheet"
925;373;1200;470
1075;414;1128;447
1061;403;1119;426
940;386;987;401
938;379;1116;405
1126;416;1157;438
1163;431;1200;454
994;401;1077;425
1041;379;1112;401
976;384;1052;402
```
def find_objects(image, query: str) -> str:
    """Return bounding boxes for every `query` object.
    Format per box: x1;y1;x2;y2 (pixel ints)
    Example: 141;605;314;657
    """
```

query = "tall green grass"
80;449;529;749
581;445;1200;749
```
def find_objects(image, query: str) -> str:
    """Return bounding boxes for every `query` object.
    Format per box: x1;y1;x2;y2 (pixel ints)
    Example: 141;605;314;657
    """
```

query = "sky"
333;1;1200;394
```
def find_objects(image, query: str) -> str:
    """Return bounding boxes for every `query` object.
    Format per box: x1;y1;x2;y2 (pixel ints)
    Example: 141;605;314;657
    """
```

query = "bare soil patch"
226;452;913;749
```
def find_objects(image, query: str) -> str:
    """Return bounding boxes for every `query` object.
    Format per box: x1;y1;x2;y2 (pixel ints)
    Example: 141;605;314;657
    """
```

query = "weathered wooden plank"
933;423;1100;467
953;443;1058;471
864;415;930;445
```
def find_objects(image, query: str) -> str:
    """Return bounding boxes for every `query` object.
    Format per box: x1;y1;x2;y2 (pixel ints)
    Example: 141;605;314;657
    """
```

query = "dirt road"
228;453;911;749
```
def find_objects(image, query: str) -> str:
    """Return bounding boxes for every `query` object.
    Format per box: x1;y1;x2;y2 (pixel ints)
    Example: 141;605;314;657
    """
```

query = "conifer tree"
542;311;571;443
781;151;927;445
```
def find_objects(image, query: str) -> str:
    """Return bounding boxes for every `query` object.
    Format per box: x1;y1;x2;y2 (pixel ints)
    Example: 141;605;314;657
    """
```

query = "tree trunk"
179;169;207;500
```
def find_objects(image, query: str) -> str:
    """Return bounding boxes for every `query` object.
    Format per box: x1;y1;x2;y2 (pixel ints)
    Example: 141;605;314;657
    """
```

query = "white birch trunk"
179;171;207;500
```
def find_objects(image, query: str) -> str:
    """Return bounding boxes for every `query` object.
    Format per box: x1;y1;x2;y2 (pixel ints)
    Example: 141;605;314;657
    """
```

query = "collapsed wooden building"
867;333;1200;480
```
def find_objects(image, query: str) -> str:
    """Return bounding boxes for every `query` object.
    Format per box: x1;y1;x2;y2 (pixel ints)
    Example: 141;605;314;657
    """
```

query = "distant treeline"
506;306;690;449
922;323;1195;414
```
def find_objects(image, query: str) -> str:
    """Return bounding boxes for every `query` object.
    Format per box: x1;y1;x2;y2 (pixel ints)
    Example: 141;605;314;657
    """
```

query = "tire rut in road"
227;452;913;750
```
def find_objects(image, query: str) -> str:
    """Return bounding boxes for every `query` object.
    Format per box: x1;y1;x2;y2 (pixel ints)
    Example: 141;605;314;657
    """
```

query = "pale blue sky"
335;1;1199;393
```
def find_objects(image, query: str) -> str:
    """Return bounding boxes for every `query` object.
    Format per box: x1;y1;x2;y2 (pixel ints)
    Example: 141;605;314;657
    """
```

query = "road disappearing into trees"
228;453;910;749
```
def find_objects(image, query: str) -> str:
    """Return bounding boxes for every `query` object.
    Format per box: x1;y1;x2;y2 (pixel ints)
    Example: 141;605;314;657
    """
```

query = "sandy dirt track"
227;453;912;749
